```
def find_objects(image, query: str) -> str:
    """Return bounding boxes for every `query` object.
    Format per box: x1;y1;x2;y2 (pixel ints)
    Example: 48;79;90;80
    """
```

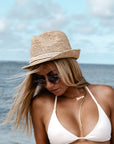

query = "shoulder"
88;84;114;94
31;90;55;117
88;84;114;96
88;84;114;108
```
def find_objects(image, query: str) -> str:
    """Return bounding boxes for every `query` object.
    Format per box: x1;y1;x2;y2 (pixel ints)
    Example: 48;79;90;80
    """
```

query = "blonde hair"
2;69;40;136
3;58;88;136
54;58;88;87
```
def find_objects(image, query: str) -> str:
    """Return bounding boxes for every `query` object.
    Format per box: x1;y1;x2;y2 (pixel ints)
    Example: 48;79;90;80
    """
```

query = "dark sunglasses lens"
49;76;60;83
35;79;46;85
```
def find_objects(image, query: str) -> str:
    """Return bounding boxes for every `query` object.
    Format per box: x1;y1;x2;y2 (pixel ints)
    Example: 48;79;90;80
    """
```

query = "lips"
51;88;59;93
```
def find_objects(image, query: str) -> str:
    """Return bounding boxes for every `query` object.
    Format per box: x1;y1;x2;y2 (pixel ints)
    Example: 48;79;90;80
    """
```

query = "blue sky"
0;0;114;64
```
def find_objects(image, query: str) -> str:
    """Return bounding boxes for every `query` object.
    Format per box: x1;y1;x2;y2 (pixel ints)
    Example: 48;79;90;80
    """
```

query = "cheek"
59;81;68;91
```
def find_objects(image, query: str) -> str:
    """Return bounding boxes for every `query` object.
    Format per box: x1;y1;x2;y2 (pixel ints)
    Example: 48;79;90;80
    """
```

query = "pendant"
76;95;85;101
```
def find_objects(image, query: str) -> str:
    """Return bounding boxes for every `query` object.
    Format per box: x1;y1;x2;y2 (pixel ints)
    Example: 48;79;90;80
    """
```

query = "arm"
31;97;50;144
101;86;114;143
93;85;114;143
110;88;114;144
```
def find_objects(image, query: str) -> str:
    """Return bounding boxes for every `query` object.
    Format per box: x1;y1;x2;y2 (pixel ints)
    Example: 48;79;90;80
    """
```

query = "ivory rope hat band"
22;30;80;69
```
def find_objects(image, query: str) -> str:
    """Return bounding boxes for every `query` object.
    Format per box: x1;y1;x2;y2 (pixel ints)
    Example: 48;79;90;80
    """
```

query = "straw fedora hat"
23;30;80;69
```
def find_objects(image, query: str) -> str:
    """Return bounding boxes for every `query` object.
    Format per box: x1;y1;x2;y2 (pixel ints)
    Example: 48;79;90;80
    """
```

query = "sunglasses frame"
34;75;60;86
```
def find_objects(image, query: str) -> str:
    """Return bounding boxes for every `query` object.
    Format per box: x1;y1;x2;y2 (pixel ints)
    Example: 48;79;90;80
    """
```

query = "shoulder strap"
85;86;99;106
54;96;57;110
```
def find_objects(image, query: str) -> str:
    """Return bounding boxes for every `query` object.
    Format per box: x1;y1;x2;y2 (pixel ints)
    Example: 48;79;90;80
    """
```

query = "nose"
44;77;54;90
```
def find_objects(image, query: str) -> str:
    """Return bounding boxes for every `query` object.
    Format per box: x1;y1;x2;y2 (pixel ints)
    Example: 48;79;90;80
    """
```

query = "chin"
52;90;65;97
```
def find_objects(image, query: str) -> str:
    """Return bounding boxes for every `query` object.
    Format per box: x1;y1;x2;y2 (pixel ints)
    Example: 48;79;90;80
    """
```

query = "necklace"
76;95;85;101
62;88;87;101
62;94;86;101
63;87;87;101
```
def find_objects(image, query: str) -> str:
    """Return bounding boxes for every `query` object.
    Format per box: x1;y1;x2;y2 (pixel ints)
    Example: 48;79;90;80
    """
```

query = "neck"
63;86;86;99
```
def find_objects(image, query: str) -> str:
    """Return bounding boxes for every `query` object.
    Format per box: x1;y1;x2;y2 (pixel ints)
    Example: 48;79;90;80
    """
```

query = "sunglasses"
34;75;60;86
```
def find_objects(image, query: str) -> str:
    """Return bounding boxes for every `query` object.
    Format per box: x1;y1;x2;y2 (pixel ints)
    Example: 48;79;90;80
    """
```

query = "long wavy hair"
3;58;89;136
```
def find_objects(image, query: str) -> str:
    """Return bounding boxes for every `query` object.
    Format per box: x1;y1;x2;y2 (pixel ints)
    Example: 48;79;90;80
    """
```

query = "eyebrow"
35;74;45;79
36;70;58;77
47;71;58;76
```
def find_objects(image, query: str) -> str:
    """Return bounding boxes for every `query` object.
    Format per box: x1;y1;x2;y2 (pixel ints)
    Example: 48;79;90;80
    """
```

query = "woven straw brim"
22;49;80;69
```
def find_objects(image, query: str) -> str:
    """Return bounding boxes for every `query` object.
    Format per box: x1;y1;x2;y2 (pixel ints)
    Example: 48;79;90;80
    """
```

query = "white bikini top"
47;86;111;144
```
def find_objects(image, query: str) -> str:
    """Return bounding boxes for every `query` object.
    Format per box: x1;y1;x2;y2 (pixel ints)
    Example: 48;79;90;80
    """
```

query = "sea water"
0;61;114;144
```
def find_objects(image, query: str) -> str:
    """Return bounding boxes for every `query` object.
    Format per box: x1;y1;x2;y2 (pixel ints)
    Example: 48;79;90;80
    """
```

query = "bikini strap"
85;86;99;105
53;96;57;110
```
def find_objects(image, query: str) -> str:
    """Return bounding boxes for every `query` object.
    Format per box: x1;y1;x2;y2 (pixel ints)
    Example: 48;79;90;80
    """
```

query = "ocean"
0;61;114;144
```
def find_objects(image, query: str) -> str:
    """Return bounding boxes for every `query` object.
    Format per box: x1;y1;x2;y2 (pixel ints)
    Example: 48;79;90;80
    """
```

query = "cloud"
107;42;114;52
74;24;96;35
0;32;30;52
100;19;114;27
6;0;70;33
9;0;64;20
67;14;100;35
87;0;114;18
6;48;28;52
71;34;114;56
10;0;48;19
0;0;70;61
0;48;29;61
38;13;69;31
15;22;27;31
0;19;6;32
0;0;114;64
87;0;114;34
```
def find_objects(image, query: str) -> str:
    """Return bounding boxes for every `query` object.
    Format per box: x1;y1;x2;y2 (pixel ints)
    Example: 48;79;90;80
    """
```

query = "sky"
0;0;114;64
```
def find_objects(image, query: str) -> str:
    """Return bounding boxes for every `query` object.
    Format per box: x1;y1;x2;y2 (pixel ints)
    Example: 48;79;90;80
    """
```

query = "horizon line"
0;60;114;66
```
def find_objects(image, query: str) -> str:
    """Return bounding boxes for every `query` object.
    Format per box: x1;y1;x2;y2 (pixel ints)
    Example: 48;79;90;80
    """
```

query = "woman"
4;31;114;144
